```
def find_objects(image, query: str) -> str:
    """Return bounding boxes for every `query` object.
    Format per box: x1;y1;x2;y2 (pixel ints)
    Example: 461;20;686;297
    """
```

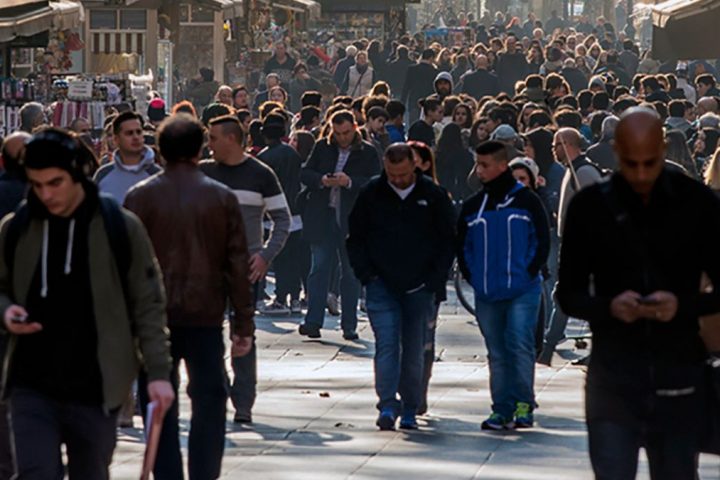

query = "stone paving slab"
110;302;720;480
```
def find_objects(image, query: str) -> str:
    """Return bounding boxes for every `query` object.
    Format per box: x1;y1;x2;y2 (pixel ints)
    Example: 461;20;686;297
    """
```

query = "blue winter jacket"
457;169;550;302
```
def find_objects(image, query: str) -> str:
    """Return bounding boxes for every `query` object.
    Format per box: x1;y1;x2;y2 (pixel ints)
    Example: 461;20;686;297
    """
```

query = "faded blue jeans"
475;287;542;419
366;279;435;414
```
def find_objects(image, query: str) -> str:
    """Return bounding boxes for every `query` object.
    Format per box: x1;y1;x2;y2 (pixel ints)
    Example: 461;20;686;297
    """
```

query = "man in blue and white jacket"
457;140;550;431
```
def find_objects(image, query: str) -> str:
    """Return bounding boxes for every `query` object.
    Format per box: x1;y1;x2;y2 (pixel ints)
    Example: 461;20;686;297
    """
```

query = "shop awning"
217;0;244;20
0;0;83;44
291;0;320;20
651;0;720;60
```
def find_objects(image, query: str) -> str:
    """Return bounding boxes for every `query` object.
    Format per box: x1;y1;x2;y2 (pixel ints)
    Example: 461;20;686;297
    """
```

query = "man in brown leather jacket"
125;114;254;480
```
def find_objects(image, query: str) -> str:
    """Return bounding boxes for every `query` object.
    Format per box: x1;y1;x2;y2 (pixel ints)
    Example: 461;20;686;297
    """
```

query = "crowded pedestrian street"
4;0;720;478
109;299;720;479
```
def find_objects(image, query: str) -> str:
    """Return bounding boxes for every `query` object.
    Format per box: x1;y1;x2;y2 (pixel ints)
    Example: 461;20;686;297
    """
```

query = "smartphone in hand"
10;314;28;324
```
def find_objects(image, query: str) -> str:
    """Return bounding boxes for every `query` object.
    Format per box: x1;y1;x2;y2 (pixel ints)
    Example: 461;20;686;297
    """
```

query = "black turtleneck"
482;168;518;204
12;183;104;405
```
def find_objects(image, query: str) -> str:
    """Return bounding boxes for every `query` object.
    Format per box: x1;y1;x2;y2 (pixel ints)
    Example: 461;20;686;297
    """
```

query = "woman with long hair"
409;140;438;184
704;147;720;193
527;44;545;75
694;127;720;174
436;48;453;72
435;123;474;202
665;129;700;178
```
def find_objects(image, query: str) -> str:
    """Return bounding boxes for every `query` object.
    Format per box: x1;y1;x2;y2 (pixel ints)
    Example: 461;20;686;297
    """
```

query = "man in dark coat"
460;54;500;99
401;49;439;124
495;36;530;95
558;107;720;479
297;110;381;339
386;46;414;99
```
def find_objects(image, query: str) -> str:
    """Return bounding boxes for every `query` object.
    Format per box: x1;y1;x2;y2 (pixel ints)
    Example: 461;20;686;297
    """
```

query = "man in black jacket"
298;110;381;339
386;46;413;100
258;113;304;313
495;36;529;95
557;108;720;479
460;54;500;100
347;143;455;430
401;49;439;124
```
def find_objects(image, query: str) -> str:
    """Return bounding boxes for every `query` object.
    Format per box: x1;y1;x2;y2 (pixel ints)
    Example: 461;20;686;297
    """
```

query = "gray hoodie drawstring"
40;218;76;299
64;219;75;275
40;220;48;298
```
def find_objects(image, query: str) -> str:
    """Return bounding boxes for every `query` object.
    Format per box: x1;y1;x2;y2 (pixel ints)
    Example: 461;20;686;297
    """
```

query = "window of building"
90;10;117;30
120;10;147;30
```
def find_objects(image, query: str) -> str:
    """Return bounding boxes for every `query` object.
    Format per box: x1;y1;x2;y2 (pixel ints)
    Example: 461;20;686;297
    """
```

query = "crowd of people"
1;6;720;479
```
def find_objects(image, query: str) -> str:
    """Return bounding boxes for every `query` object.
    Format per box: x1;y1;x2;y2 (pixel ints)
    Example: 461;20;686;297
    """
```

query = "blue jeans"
475;287;541;419
304;220;359;333
366;279;435;414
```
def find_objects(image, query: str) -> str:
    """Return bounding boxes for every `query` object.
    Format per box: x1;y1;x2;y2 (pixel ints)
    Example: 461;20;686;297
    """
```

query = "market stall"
314;0;412;43
651;0;720;61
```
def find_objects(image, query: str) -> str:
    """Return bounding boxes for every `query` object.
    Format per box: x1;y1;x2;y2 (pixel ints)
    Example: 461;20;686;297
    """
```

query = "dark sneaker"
233;411;252;424
259;301;290;315
481;412;514;431
290;299;302;314
399;413;418;430
342;331;359;341
376;408;397;431
514;402;534;429
298;324;321;338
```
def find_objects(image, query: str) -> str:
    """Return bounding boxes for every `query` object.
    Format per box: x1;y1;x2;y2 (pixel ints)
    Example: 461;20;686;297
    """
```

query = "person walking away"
256;113;303;313
298;110;380;339
125;115;254;480
556;107;720;480
1;128;173;479
94;111;161;204
200;115;290;424
401;49;439;124
457;140;550;430
408;98;443;148
347;143;455;430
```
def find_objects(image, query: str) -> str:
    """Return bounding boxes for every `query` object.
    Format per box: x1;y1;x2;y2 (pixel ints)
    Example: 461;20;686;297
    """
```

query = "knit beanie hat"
147;98;167;122
261;112;286;139
22;129;87;180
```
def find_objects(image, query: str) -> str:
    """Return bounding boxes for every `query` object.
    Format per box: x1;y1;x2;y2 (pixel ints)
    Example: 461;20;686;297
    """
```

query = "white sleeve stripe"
233;190;265;207
265;193;289;211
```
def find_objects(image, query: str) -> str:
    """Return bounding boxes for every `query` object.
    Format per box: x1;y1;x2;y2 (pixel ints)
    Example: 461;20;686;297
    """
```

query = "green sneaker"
481;412;514;430
514;402;534;428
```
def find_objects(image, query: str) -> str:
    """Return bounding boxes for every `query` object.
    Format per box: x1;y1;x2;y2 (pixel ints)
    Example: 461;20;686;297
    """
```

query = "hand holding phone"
4;305;41;335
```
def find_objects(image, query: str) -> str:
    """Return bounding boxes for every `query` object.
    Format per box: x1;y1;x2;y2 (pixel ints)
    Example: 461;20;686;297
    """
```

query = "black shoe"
376;409;397;431
342;331;359;341
399;413;418;430
233;411;252;424
299;324;321;338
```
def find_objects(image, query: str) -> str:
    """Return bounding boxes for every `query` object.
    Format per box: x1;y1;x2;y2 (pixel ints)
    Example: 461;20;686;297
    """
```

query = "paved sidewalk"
111;298;720;479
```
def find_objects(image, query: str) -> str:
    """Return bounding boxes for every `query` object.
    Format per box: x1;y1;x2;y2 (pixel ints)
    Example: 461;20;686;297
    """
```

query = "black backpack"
3;195;131;300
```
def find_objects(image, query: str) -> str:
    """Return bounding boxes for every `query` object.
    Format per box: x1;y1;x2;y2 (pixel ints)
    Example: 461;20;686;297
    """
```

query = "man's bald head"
476;54;489;70
614;107;666;200
698;97;719;116
1;131;31;173
553;128;582;164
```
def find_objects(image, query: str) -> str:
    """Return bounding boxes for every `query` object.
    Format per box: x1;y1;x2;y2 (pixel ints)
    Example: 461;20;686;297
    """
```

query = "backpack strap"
97;195;131;302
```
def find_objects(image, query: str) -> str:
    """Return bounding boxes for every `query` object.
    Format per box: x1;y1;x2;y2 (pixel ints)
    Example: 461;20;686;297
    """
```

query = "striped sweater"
200;157;290;262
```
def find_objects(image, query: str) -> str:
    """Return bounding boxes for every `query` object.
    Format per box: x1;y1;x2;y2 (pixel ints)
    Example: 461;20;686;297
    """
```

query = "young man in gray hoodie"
94;111;161;204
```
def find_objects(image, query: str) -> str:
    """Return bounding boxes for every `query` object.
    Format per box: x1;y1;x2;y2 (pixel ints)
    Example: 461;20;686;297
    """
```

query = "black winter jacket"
347;172;456;298
258;141;302;214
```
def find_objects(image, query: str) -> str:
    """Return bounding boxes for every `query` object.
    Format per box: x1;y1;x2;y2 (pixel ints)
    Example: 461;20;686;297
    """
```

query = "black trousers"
139;327;228;480
273;231;310;303
9;388;117;480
